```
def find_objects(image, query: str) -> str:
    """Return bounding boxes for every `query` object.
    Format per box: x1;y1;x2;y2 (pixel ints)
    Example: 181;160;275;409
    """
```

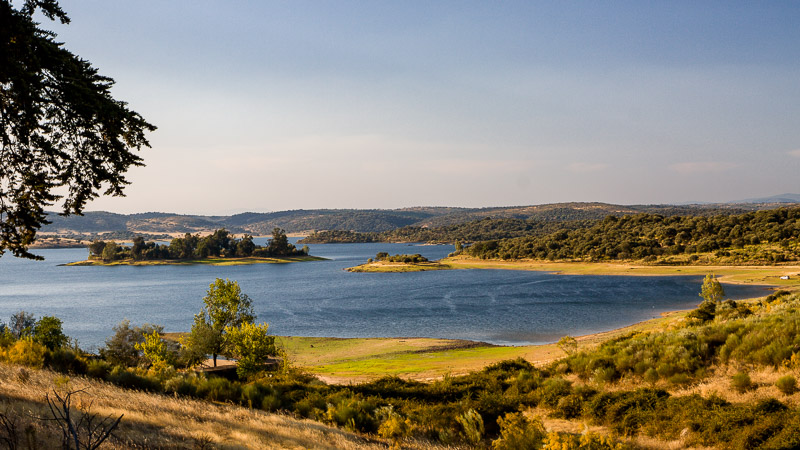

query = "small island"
347;252;451;272
66;228;325;266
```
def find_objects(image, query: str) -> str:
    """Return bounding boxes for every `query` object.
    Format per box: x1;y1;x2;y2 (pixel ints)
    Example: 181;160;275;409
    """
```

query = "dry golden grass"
0;362;454;449
671;365;800;406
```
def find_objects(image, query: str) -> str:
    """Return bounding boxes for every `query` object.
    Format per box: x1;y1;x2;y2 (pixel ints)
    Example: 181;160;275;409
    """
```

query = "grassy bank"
64;255;326;266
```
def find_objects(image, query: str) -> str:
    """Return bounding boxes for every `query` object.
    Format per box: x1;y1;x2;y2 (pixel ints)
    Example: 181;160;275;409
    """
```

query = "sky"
42;1;800;214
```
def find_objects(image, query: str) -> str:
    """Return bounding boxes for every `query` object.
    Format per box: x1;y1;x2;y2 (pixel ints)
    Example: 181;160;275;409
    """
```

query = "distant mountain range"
734;193;800;204
39;199;800;237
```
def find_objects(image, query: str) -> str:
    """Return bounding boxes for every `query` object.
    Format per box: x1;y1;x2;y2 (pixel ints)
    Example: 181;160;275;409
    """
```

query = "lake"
0;240;771;350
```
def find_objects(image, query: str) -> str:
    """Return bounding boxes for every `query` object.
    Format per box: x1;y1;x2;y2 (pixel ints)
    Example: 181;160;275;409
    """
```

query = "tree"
187;278;255;366
101;242;118;262
33;315;67;350
224;322;277;378
699;273;725;304
88;240;106;258
130;237;146;261
236;234;256;257
0;0;155;260
100;319;162;367
9;310;35;338
268;227;294;256
135;330;170;368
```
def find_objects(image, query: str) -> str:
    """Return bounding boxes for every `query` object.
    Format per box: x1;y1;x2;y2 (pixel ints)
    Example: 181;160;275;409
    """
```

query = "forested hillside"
464;207;800;264
39;202;795;241
299;218;597;244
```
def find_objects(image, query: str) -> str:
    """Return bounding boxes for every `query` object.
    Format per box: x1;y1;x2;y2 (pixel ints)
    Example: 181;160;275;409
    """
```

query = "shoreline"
348;256;800;287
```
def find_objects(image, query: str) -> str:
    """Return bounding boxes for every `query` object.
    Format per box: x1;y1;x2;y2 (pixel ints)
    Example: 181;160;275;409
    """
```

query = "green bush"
492;412;546;450
45;348;87;374
776;375;797;395
86;359;112;379
196;376;241;403
164;375;200;397
107;366;159;391
731;371;752;394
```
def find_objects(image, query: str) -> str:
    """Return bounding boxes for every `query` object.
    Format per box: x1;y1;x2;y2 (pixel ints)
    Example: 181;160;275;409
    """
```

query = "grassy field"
274;310;689;384
64;255;326;266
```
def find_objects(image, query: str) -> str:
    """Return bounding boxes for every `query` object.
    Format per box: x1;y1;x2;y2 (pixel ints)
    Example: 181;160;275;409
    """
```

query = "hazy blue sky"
46;1;800;214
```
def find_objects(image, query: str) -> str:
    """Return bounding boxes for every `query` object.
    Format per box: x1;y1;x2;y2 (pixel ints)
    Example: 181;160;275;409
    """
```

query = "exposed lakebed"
0;240;771;349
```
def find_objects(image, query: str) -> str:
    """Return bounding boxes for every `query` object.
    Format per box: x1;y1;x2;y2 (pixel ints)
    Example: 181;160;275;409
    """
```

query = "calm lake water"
0;240;771;350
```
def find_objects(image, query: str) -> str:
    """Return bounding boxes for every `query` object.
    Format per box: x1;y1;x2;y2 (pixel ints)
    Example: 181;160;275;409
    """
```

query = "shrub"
45;348;88;374
491;412;546;450
86;359;112;379
5;338;46;368
776;375;797;395
241;384;265;408
107;366;159;391
644;368;659;384
668;373;691;386
537;377;572;408
165;375;199;397
554;394;584;419
197;376;241;403
377;406;413;445
456;409;484;446
731;372;752;394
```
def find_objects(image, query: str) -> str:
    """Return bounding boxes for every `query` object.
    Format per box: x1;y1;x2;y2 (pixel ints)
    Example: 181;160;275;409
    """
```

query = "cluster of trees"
371;253;429;263
464;208;800;262
30;278;279;380
0;311;71;368
89;228;308;262
300;217;597;244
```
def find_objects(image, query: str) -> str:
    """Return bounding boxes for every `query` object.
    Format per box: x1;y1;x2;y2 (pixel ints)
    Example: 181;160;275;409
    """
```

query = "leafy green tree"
236;234;256;257
187;278;255;367
268;228;295;256
102;241;119;261
131;236;146;261
33;316;67;350
88;240;106;258
224;322;277;378
0;0;155;260
700;274;725;303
